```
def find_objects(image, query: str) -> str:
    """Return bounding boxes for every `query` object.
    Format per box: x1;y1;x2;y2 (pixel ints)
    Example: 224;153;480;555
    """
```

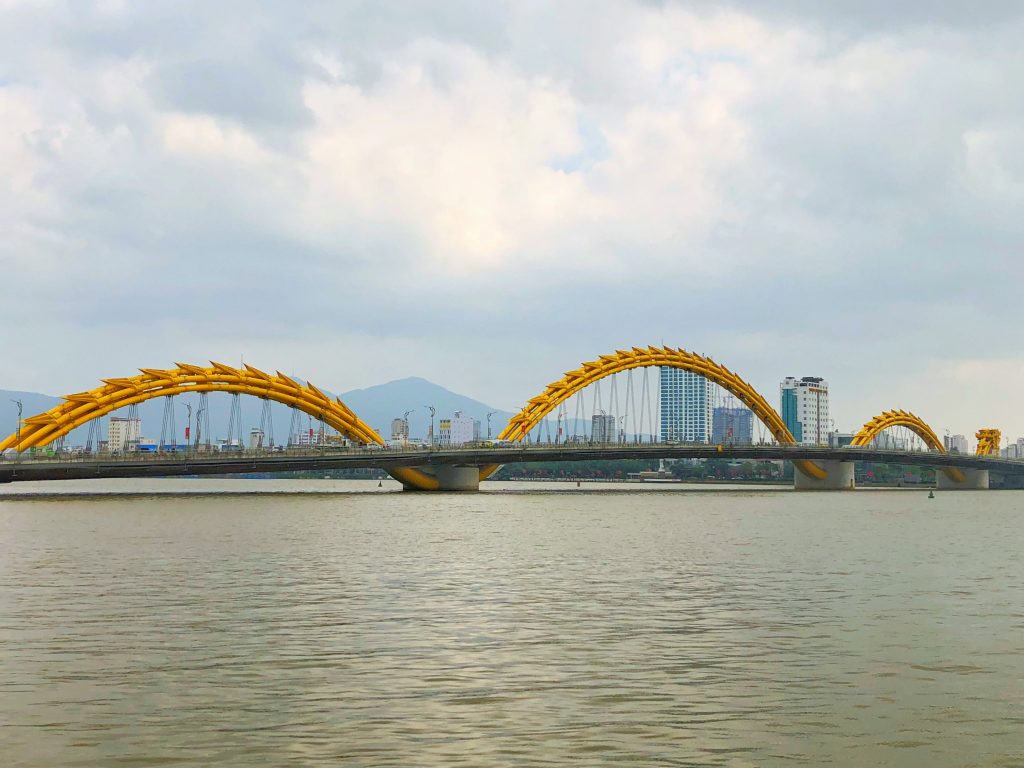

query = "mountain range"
0;377;516;446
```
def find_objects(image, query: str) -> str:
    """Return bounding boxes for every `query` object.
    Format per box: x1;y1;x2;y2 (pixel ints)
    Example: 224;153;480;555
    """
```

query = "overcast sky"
2;0;1023;440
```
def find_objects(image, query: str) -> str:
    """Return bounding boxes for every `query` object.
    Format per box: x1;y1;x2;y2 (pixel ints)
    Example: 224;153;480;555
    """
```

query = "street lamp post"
184;403;192;454
487;412;494;441
425;405;435;448
194;407;204;451
10;399;22;462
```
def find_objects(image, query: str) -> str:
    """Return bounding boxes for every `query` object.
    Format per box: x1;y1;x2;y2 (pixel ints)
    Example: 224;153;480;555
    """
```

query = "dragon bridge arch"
851;409;966;483
473;346;827;483
0;363;386;453
0;362;439;491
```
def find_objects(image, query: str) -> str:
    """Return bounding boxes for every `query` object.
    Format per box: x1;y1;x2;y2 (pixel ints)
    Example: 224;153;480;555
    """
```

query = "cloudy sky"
2;0;1023;439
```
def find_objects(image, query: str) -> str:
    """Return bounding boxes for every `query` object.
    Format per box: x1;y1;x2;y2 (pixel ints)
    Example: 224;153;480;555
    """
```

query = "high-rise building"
711;407;753;444
780;376;829;446
107;416;141;452
591;412;617;443
944;434;968;454
660;368;712;442
391;417;409;442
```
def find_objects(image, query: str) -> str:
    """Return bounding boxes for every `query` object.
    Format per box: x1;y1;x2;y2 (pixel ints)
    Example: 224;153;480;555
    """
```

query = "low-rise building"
437;411;478;446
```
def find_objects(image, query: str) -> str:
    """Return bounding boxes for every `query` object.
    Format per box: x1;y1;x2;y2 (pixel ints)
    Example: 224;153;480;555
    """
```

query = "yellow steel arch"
0;362;440;491
850;409;965;483
0;363;385;452
975;429;1001;457
479;345;827;481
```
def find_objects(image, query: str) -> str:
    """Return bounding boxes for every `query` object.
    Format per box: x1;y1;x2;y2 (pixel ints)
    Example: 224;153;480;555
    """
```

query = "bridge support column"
793;460;855;491
936;468;989;490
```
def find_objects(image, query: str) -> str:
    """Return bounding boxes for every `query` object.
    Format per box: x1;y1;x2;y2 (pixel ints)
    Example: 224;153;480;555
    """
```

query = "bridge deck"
2;444;1022;483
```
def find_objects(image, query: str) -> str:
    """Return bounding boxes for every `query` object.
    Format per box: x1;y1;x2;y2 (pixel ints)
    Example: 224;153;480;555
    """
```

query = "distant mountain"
339;377;514;441
0;390;63;441
0;377;515;447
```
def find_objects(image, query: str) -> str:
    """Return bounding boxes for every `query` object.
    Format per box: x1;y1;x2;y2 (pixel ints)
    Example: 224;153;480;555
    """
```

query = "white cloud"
2;1;1024;439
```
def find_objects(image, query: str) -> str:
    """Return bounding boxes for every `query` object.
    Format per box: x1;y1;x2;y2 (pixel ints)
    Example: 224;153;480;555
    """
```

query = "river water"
1;479;1022;766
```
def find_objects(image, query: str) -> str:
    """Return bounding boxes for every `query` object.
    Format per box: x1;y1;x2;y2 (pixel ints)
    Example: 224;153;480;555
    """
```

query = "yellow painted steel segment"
850;409;944;449
492;345;828;481
0;364;385;452
850;409;965;483
975;429;1001;457
388;467;441;491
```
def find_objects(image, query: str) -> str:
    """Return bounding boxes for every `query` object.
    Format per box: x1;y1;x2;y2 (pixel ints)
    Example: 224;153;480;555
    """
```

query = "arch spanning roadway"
851;409;966;483
472;346;828;484
0;362;437;490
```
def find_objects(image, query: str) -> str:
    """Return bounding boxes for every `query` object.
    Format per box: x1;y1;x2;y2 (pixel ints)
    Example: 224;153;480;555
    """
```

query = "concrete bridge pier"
401;465;481;492
793;460;855;491
936;468;989;490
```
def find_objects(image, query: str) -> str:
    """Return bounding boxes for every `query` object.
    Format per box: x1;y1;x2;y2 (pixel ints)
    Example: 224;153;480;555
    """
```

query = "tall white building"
391;417;409;442
660;369;712;442
780;376;829;446
107;416;141;452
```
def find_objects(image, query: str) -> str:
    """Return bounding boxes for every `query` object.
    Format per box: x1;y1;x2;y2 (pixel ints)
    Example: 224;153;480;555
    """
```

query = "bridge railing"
2;440;1013;467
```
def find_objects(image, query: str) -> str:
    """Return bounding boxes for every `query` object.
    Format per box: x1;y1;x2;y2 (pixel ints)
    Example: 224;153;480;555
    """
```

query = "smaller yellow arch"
975;429;1001;457
851;409;965;483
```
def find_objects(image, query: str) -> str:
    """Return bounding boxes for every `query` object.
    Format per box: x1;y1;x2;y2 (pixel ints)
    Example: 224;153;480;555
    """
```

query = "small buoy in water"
928;490;935;499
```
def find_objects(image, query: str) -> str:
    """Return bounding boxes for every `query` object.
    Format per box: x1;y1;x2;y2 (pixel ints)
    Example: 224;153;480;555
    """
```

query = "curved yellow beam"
975;428;1001;457
0;362;444;490
850;409;965;483
480;345;826;481
0;363;385;452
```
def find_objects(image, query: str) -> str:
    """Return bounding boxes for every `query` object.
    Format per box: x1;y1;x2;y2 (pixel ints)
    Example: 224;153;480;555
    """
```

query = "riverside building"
711;407;753;444
107;416;141;452
591;412;617;443
437;411;480;446
660;368;712;443
780;376;830;446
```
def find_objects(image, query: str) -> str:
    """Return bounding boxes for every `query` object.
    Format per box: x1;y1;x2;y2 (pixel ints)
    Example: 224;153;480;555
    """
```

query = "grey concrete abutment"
793;460;856;491
936;468;989;490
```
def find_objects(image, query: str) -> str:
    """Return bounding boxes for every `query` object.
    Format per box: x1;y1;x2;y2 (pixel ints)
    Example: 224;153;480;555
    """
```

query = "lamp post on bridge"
425;406;435;448
194;407;204;452
10;399;22;463
184;403;192;454
487;412;494;441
